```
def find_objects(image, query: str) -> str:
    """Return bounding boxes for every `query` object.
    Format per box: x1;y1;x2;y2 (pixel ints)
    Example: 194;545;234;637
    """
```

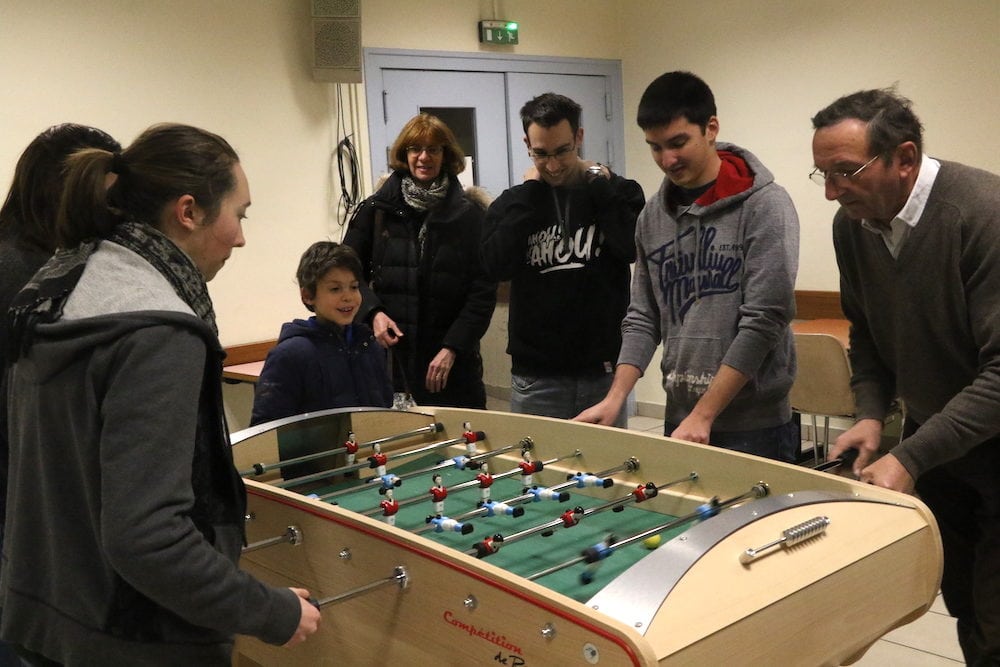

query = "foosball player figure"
561;506;584;528
448;451;477;471
368;443;387;474
519;451;543;491
527;486;571;503
426;513;474;535
369;443;401;490
343;430;359;478
344;431;359;467
580;533;617;584
462;421;485;457
429;474;448;515
569;470;614;489
480;500;524;518
544;506;583;536
475;463;494;507
380;488;400;526
473;533;504;558
625;482;659;512
524;486;570;503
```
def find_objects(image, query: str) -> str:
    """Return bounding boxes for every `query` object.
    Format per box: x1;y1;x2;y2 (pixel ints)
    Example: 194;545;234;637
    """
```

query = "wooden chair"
789;333;857;464
790;332;907;463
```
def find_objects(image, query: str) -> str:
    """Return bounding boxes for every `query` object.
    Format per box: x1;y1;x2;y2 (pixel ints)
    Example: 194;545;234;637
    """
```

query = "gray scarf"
400;173;449;212
7;221;217;361
401;174;450;259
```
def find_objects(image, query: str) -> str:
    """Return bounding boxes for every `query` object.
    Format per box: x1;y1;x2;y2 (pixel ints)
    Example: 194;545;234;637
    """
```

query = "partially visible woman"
344;113;497;408
0;124;320;665
0;123;120;667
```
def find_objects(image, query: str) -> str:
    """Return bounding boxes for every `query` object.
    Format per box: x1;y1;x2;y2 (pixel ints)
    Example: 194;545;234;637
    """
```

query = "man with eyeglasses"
481;92;644;426
576;71;800;465
813;88;1000;665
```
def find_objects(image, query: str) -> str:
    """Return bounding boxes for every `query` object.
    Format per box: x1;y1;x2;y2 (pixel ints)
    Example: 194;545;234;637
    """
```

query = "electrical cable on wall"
334;83;361;227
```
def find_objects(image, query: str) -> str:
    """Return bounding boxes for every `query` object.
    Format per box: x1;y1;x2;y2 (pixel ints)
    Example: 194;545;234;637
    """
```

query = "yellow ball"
643;535;661;550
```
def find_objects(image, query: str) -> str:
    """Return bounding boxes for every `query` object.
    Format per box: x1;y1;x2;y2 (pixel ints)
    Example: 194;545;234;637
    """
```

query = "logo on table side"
443;610;524;656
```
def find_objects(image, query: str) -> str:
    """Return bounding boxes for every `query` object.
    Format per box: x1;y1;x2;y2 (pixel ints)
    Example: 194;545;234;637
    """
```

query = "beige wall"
617;0;999;407
2;0;997;414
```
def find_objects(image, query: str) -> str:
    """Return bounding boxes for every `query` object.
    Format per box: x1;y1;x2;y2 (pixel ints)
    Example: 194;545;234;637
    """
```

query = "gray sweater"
834;160;1000;478
619;143;799;431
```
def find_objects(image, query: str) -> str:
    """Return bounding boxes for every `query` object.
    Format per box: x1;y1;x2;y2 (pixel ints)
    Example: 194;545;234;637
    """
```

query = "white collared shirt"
861;156;941;258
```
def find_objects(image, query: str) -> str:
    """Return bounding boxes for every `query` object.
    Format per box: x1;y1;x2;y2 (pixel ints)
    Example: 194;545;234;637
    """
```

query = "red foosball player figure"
519;452;543;491
344;431;359;467
342;430;359;478
368;443;388;476
473;533;504;558
380;488;400;526
462;421;483;457
429;474;448;515
632;482;658;503
560;506;584;528
475;463;494;507
369;443;401;490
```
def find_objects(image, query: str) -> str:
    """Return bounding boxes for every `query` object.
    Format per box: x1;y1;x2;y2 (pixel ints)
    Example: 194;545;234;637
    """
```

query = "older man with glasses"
481;92;644;426
813;88;1000;665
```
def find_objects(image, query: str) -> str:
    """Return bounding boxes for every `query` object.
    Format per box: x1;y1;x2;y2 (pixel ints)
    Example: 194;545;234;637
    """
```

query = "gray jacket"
619;143;799;431
1;242;300;665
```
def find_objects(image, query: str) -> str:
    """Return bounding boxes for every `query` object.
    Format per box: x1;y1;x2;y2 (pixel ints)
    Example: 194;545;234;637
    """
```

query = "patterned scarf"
400;174;450;259
400;173;449;212
7;221;217;361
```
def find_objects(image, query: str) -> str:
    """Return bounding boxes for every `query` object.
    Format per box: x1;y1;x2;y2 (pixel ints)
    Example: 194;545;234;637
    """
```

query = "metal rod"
312;566;409;608
242;525;302;553
362;439;527;488
413;449;599;535
468;471;699;558
239;422;442;477
525;482;769;581
276;431;483;491
358;450;580;517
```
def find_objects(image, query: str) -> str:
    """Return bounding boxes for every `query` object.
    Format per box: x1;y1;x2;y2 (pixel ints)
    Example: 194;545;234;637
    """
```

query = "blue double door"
372;67;617;200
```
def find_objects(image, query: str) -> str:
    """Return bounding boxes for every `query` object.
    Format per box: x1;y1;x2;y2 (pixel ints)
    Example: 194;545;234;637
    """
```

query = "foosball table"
230;407;941;666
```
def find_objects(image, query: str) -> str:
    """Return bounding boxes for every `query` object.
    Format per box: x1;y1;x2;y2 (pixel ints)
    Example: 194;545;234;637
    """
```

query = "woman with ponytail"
1;123;320;665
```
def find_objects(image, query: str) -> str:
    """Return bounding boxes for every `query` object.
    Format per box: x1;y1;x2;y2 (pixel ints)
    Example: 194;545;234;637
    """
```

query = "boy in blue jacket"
251;242;393;425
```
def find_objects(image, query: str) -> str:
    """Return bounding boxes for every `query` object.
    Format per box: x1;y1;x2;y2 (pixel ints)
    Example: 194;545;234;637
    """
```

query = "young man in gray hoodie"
576;71;800;462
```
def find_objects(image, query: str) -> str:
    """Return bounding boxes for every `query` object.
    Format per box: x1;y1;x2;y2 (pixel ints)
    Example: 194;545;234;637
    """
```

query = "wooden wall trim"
223;340;276;365
223;291;842;365
795;290;844;320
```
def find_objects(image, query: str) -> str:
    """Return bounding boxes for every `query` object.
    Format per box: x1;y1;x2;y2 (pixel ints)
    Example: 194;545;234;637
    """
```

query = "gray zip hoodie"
619;142;799;431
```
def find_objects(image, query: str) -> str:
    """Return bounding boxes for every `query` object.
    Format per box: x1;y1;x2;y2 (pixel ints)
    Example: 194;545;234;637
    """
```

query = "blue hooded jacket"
250;317;393;426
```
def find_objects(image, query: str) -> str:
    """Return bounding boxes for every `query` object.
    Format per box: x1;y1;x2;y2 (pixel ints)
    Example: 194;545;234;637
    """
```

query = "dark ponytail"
57;123;239;247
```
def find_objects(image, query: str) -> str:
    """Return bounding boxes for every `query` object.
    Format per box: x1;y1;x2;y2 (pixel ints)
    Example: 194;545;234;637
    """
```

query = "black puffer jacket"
343;171;496;408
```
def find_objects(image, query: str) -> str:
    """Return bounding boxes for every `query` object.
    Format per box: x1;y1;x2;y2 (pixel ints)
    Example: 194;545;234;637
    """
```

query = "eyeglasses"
406;145;443;157
809;155;879;186
528;144;576;162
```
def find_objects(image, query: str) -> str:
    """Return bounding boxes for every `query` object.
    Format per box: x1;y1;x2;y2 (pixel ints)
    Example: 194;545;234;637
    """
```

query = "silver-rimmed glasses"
809;155;879;186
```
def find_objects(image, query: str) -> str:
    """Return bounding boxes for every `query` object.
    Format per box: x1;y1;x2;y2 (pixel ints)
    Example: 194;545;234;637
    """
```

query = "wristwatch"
587;163;605;177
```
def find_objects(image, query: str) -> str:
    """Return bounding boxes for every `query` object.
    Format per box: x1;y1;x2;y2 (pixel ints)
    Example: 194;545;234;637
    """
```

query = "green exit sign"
479;20;519;45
